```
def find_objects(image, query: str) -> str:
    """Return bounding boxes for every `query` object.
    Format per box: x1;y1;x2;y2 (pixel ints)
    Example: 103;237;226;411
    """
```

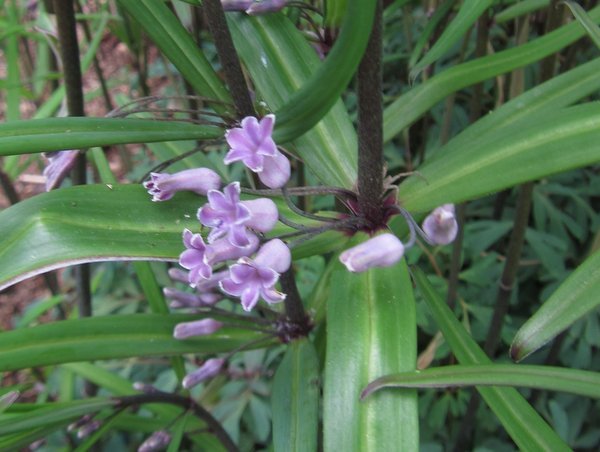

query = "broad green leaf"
383;4;600;142
229;14;358;188
495;0;550;23
362;364;600;399
272;339;319;452
398;103;600;213
511;250;600;361
0;184;346;291
0;398;114;435
0;313;271;371
324;255;418;451
411;0;493;77
413;267;570;451
117;0;232;111
564;0;600;48
270;2;375;142
0;118;222;157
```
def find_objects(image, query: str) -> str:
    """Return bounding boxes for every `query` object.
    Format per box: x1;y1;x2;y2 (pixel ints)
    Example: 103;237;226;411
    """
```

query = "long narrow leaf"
511;250;600;361
362;364;600;399
564;0;600;48
413;268;570;451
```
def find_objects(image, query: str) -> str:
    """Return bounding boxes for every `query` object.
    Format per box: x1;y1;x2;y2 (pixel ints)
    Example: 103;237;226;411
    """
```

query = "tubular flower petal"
138;431;171;452
179;229;259;286
246;0;287;15
220;239;291;311
182;358;226;389
173;318;223;339
422;204;458;245
224;115;290;188
143;168;221;202
339;233;405;273
43;150;79;191
199;182;278;247
163;287;222;308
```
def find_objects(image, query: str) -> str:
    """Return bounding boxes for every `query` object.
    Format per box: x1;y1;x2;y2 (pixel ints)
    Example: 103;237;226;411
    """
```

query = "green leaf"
413;267;570;451
362;364;600;399
0;392;19;414
398;103;600;212
229;14;358;187
117;0;232;110
495;0;550;24
383;4;600;142
0;184;345;291
511;250;600;361
0;314;271;371
272;339;319;452
564;0;600;48
324;255;418;451
411;0;493;78
408;0;454;69
0;118;222;157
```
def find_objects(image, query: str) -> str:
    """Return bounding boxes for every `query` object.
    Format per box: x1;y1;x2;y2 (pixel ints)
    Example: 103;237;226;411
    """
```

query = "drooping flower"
43;150;79;191
224;115;290;188
182;358;226;389
198;182;278;247
163;287;222;308
339;233;405;273
138;431;171;452
422;204;458;245
220;239;291;311
246;0;287;15
179;229;259;286
173;318;223;339
143;168;221;202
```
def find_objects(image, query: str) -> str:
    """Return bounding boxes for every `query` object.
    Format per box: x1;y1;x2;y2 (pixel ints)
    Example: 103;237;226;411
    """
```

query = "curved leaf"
411;0;493;77
511;250;600;361
413;267;570;451
324;255;418;451
495;0;550;24
398;103;600;212
383;4;600;142
362;364;600;399
564;0;600;48
272;339;319;452
229;14;358;187
0;118;222;157
0;313;271;372
117;0;232;110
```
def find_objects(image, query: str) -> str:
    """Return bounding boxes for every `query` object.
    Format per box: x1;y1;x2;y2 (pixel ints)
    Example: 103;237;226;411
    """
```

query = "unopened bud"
422;204;458;245
173;318;223;339
138;430;171;452
339;233;404;273
182;358;225;389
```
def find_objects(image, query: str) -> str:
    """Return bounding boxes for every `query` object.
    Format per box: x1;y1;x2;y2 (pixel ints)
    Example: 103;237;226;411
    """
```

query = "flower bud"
182;358;226;389
422;204;458;245
43;150;78;191
246;0;287;15
221;0;253;11
138;430;171;452
143;168;221;202
339;233;404;273
173;318;223;339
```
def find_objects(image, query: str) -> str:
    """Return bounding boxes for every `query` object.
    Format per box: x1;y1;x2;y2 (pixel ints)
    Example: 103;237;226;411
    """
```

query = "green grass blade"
117;0;232;110
383;4;600;142
413;267;570;451
363;364;600;399
511;250;600;361
324;256;418;451
408;0;454;69
564;0;600;48
411;0;493;78
0;313;270;371
272;339;319;452
398;103;600;212
0;118;222;156
229;14;358;187
495;0;550;24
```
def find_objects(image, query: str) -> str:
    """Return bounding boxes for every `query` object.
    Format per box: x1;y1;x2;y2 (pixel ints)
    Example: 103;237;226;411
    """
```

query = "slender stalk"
357;0;384;226
116;393;238;452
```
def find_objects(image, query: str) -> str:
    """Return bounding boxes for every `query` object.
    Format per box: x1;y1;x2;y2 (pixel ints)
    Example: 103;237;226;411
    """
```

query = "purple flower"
220;239;291;311
422;204;458;245
246;0;287;15
179;229;259;286
163;287;222;308
198;182;278;247
138;431;171;452
224;115;290;188
182;358;226;389
43;150;79;191
143;168;221;202
221;0;253;11
173;318;223;339
339;233;405;273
